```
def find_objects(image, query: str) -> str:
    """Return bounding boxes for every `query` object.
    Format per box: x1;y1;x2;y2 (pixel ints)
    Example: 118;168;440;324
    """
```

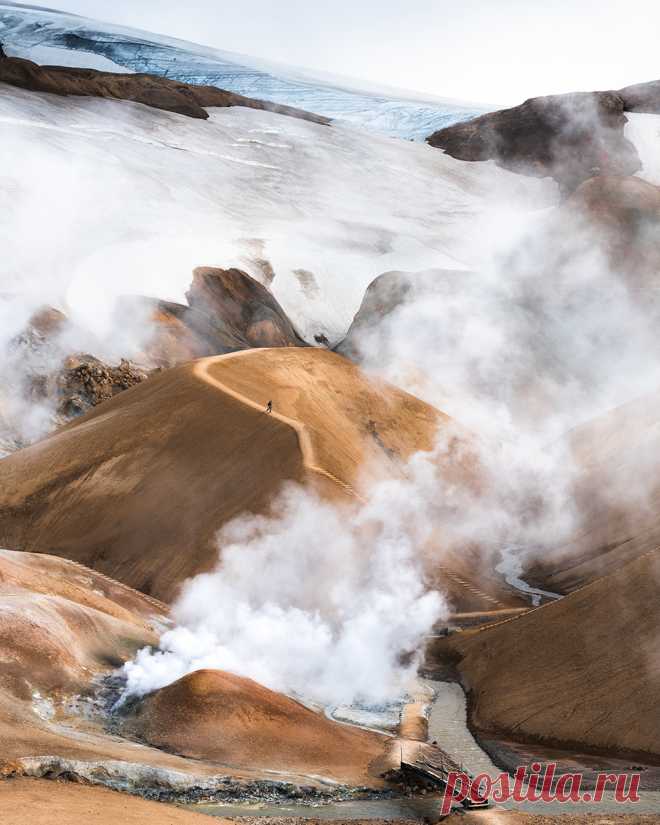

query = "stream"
495;545;562;606
190;680;660;819
425;680;660;816
189;796;444;821
184;549;652;820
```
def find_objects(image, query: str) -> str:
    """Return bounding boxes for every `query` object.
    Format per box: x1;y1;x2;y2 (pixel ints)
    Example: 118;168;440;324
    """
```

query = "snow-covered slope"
0;2;489;139
625;112;660;186
0;85;556;347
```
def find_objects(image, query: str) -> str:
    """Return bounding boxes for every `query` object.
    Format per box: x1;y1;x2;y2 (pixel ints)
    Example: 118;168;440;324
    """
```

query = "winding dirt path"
194;352;511;611
194;353;366;504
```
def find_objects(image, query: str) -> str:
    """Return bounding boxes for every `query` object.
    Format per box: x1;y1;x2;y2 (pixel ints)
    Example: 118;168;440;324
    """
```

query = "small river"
189;796;443;821
191;680;660;819
495;545;562;606
425;681;660;816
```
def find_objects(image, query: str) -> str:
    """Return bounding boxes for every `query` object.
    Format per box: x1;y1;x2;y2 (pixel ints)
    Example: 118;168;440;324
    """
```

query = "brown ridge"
0;55;330;124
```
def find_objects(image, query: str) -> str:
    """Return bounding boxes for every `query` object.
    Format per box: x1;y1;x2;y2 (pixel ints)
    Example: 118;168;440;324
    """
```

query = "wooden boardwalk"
400;741;490;810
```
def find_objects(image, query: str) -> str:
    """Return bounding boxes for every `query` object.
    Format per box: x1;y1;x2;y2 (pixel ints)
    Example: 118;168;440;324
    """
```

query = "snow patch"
0;85;556;349
0;2;490;140
625;112;660;186
5;42;132;73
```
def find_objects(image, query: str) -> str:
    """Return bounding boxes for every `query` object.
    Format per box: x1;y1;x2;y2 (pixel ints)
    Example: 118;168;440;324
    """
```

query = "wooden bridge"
399;741;490;810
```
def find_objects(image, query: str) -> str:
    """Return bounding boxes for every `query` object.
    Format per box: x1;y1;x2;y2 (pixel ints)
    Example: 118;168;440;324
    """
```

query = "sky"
14;1;660;104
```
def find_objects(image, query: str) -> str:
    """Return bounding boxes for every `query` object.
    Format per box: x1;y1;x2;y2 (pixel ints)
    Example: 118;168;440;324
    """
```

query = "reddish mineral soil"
434;549;660;761
0;348;447;602
125;669;391;786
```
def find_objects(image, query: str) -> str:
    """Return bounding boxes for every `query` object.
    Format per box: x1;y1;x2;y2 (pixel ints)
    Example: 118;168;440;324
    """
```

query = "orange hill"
0;348;444;602
445;548;660;760
0;547;163;705
0;548;395;790
0;547;174;770
125;669;391;786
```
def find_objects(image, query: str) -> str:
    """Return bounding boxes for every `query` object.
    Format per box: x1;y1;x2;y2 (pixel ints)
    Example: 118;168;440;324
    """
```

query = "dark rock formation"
6;308;150;423
619;79;660;114
6;268;304;441
336;268;473;362
0;268;306;457
55;354;149;418
122;267;307;369
510;174;660;300
427;91;641;192
184;266;307;351
11;306;68;351
0;56;330;124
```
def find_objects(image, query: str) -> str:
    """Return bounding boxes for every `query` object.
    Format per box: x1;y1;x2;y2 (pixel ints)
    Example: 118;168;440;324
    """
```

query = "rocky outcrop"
0;56;330;124
563;174;660;288
185;266;307;351
619;79;660;113
508;174;660;309
55;354;149;418
0;307;153;454
336;268;474;363
12;266;306;421
427;90;641;191
8;307;150;420
126;268;307;369
0;269;307;456
15;306;68;344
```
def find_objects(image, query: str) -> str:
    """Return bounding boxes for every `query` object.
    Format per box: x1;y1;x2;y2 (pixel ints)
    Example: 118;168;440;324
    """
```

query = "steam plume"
123;464;449;706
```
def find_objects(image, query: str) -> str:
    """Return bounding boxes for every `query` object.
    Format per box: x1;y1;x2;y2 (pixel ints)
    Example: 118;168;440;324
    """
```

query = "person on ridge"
265;400;273;414
0;43;7;60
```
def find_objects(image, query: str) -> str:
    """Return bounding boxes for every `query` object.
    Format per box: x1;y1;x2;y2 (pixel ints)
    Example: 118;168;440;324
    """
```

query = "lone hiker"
0;43;7;60
265;400;273;414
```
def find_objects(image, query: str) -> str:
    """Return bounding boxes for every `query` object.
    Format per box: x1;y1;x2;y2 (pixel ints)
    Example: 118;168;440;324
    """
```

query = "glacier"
0;85;555;347
0;1;490;140
0;6;556;453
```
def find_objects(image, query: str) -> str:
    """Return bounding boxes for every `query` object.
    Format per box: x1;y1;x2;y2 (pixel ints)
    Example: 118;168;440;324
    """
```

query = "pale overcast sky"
23;1;660;104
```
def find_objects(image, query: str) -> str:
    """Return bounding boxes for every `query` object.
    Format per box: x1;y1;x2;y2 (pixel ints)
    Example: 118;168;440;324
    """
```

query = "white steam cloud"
0;75;548;705
122;122;660;706
122;413;579;706
123;457;450;706
5;69;660;710
347;209;660;445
